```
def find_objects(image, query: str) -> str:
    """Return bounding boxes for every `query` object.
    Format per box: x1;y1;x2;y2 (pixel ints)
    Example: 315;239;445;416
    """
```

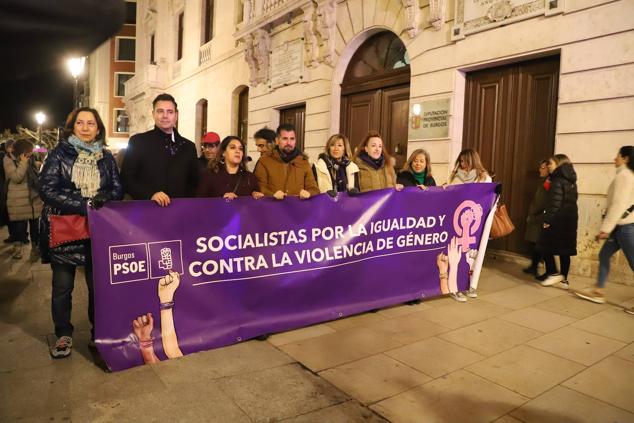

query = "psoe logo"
148;240;184;278
453;200;483;251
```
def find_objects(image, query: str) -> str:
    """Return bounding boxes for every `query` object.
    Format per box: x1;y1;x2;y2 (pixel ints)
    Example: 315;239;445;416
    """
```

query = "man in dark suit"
121;93;198;206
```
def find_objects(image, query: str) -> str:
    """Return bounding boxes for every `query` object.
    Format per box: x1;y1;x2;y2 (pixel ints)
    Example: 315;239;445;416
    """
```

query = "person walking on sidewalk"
576;146;634;305
39;107;123;358
523;160;550;276
3;140;43;259
538;154;578;289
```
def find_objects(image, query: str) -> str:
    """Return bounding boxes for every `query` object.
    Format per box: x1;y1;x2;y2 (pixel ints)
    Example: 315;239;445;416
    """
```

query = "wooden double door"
463;55;560;254
340;84;410;169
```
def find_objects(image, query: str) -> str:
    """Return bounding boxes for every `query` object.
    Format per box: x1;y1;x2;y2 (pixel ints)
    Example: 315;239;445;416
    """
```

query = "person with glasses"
198;131;221;171
121;93;198;207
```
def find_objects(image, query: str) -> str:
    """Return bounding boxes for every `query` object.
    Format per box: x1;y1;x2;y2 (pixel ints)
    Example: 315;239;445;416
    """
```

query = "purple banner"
89;183;497;371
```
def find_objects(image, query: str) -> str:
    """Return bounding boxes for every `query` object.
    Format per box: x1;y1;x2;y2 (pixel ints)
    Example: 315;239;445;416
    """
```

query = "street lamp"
35;111;46;147
67;57;86;109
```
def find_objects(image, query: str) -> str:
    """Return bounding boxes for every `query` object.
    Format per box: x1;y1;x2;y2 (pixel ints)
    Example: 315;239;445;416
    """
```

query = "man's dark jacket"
121;126;198;199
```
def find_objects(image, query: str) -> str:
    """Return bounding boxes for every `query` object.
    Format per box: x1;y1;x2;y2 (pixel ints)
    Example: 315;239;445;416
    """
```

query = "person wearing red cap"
198;131;220;170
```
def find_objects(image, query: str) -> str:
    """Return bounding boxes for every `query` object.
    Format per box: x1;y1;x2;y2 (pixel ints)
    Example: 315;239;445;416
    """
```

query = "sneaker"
535;273;549;282
522;265;537;275
558;280;570;290
50;336;73;359
466;287;478;298
450;292;467;302
12;243;23;259
575;289;605;304
541;273;564;287
624;307;634;315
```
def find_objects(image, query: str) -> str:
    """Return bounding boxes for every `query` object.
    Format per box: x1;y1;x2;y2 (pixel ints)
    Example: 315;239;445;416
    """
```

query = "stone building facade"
122;0;634;281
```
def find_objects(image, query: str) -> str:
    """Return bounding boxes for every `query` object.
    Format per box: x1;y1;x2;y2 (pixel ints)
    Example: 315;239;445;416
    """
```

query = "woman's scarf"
456;168;478;183
412;170;427;185
68;134;103;198
358;151;384;170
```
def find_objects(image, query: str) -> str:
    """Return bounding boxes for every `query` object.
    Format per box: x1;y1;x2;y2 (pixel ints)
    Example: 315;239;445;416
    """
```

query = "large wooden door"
339;31;410;167
280;104;306;151
463;55;560;254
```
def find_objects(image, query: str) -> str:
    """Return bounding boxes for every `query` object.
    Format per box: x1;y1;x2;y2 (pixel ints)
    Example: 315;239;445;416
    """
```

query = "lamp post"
35;111;46;148
67;57;86;109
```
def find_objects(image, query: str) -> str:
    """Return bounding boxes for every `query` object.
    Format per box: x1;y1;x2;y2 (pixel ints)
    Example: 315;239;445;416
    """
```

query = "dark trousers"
51;261;94;338
12;219;39;244
527;242;541;269
543;254;571;278
6;220;18;240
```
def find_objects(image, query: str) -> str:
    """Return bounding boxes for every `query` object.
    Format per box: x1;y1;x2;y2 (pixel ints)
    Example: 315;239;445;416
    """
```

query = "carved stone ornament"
252;29;271;84
451;0;560;41
401;0;421;38
302;2;319;68
316;0;336;65
428;0;445;30
244;34;260;87
168;0;185;13
487;0;513;22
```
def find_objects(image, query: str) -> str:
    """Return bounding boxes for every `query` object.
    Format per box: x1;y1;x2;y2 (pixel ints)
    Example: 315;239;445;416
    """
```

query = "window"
116;37;136;61
114;109;130;133
115;73;134;97
125;1;137;25
195;99;208;141
177;12;184;61
236;0;244;24
149;33;155;64
202;0;214;44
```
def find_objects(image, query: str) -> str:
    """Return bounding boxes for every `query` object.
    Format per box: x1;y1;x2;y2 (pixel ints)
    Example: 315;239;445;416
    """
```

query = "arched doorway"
340;31;411;168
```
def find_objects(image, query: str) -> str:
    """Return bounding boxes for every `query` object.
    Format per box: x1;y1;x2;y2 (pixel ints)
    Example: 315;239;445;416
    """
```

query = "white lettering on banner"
113;261;146;275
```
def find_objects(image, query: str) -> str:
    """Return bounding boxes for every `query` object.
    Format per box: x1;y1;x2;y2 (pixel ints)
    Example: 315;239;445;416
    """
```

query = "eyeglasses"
202;143;219;149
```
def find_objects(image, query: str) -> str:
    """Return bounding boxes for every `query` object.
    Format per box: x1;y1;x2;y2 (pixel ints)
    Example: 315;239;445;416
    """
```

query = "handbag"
490;203;515;239
49;214;90;248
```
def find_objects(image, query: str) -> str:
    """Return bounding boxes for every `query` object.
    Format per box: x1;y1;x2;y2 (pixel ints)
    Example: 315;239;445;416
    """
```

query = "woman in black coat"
397;148;436;188
538;154;578;288
39;107;123;358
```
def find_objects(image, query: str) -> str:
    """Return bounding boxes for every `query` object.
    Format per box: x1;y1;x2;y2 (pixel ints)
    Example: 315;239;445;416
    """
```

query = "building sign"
452;0;563;40
270;39;303;89
409;98;450;140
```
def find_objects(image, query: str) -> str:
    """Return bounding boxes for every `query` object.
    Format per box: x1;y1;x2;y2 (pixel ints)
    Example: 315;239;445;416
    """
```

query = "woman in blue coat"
39;107;123;358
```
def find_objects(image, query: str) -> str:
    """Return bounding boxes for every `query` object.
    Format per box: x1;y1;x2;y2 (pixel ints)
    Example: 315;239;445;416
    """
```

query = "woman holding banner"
315;134;359;195
196;136;263;200
354;131;403;193
397;149;436;188
39;107;123;359
447;148;492;302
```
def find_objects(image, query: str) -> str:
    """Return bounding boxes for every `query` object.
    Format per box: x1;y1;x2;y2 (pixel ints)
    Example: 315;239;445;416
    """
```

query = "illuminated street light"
67;57;86;109
35;111;46;147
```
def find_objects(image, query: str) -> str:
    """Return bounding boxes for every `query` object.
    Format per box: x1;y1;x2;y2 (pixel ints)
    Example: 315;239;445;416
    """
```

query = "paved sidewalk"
1;231;633;422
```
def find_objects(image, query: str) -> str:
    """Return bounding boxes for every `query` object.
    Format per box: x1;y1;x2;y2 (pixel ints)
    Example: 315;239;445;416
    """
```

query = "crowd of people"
0;92;632;360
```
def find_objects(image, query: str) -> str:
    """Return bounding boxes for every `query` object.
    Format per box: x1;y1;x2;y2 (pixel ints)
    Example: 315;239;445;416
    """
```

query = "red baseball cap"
201;132;220;144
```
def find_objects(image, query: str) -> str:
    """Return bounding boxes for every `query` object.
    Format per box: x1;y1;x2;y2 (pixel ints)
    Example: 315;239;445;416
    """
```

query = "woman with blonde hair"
448;148;492;185
353;130;403;193
315;134;359;195
397;148;436;188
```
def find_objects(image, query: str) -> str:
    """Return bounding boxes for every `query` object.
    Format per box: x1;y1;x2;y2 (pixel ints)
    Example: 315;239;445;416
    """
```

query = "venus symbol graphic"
453;200;483;251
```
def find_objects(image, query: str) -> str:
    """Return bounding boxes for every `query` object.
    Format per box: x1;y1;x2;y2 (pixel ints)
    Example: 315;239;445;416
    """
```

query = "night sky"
0;67;76;133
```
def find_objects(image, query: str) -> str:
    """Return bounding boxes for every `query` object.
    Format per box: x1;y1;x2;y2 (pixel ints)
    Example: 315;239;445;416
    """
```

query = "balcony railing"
236;0;311;39
199;41;213;66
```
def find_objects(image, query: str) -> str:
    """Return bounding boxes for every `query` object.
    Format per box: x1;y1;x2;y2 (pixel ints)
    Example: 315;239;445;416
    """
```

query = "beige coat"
601;165;634;233
354;158;397;192
315;158;359;193
4;155;43;221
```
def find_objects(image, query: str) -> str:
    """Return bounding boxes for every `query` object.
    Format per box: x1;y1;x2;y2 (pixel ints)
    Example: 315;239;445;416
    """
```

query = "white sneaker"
450;292;467;302
466;287;478;298
558;280;570;290
541;273;564;287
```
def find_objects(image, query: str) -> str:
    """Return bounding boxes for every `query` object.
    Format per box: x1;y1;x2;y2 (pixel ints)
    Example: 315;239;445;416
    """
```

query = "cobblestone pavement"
1;228;633;422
